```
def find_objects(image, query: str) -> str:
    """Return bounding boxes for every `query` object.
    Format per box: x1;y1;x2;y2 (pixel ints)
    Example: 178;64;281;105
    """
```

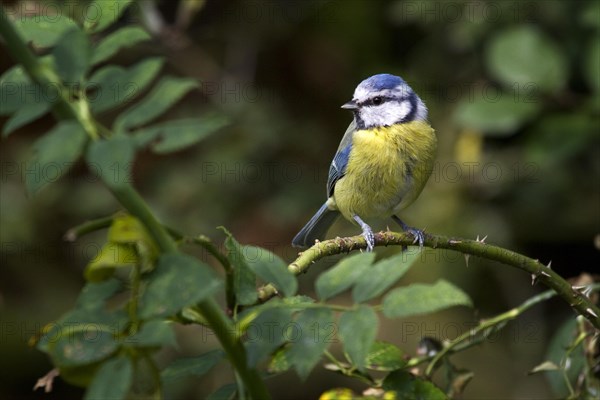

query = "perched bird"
292;73;437;251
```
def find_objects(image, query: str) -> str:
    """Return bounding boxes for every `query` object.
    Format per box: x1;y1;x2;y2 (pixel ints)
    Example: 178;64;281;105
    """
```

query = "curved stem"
258;232;600;329
0;12;270;399
63;216;114;241
424;287;558;377
187;235;235;311
105;185;271;399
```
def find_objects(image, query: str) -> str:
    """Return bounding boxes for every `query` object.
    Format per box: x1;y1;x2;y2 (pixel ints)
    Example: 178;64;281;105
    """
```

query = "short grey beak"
341;100;358;110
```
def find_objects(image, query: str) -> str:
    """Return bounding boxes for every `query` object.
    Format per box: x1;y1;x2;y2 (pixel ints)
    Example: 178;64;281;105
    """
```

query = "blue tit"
292;73;437;251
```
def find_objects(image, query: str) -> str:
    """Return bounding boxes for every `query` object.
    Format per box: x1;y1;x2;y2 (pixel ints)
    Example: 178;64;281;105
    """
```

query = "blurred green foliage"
1;0;598;399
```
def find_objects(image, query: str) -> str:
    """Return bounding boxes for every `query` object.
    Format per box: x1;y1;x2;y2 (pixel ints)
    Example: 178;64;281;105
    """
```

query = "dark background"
1;0;599;398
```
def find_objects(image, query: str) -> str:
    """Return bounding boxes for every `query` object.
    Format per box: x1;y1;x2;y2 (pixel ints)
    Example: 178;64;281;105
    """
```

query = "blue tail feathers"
292;203;339;248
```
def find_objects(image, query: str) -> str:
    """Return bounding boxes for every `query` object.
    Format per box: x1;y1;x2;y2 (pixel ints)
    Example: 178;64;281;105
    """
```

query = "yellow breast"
331;121;436;221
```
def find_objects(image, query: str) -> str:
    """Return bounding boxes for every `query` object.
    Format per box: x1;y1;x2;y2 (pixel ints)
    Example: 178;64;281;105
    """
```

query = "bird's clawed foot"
392;215;425;249
353;215;375;252
405;227;425;247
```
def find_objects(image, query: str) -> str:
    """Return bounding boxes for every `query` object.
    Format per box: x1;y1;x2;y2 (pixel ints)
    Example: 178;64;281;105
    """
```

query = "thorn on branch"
63;229;77;242
582;286;594;298
475;235;488;243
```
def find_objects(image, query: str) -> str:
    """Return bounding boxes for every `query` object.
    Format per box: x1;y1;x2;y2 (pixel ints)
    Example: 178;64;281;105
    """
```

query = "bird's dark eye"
372;96;383;105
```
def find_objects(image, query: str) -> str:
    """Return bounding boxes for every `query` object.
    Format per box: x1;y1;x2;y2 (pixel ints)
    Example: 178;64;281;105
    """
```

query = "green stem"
561;322;589;398
258;232;600;329
424;288;558;377
0;7;97;139
0;12;269;399
110;185;177;253
187;235;235;312
107;185;270;399
128;264;142;334
323;350;376;386
198;300;270;399
63;216;114;241
405;285;600;374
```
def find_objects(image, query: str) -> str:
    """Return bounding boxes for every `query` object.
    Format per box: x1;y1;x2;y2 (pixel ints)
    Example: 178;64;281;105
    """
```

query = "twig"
424;288;557;377
257;232;600;329
63;216;114;241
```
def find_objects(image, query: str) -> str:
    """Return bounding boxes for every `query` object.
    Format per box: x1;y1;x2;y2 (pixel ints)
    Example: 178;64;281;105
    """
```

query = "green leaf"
161;350;224;381
2;101;50;137
126;321;176;348
85;135;135;189
50;325;118;367
107;214;158;272
242;245;297;297
1;82;38;118
76;279;123;310
84;242;138;282
245;308;295;367
207;383;237;400
528;360;560;375
58;364;103;388
38;280;126;354
139;253;221;319
315;252;375;300
108;214;150;243
134;115;229;153
84;355;133;400
220;227;257;306
82;216;158;282
454;93;539;135
52;27;92;83
287;307;334;380
585;37;600;93
114;76;198;132
84;0;134;33
382;370;447;400
0;71;28;116
237;296;315;332
487;26;567;93
89;57;164;114
365;341;406;371
268;347;291;374
0;62;31;87
25;121;87;194
383;280;472;319
545;318;585;397
338;305;378;371
353;249;421;303
92;26;151;65
15;15;78;47
0;56;57;118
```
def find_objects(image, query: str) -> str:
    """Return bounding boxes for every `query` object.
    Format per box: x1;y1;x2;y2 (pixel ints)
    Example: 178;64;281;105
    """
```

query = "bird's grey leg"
392;215;424;248
353;215;375;251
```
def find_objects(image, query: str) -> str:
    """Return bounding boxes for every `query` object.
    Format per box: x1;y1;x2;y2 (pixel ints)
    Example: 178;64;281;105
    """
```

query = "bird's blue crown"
361;74;407;91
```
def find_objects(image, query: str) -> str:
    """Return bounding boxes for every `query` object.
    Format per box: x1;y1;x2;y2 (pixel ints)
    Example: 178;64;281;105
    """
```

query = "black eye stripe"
358;96;402;107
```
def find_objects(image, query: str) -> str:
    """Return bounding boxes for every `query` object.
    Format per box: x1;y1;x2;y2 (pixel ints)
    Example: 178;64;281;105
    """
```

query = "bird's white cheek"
360;101;411;127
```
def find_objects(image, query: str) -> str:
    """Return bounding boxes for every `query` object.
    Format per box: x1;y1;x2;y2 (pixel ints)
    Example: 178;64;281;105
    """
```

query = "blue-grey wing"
327;119;356;197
